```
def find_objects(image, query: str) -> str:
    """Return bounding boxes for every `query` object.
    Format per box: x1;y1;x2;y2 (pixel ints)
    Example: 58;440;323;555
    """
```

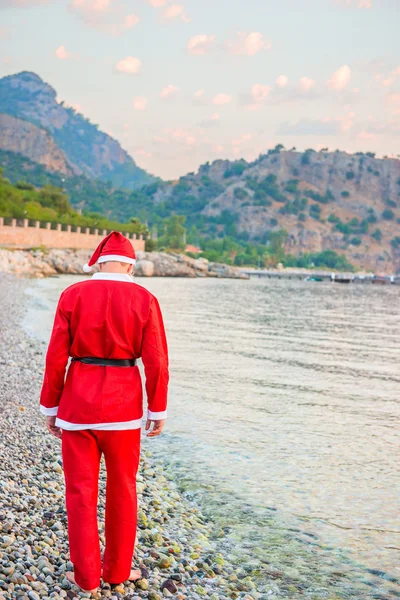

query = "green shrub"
382;209;395;220
233;187;249;200
372;229;382;242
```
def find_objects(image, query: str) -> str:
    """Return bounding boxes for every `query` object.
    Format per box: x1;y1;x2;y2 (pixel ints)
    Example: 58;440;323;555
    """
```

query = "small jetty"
240;269;400;285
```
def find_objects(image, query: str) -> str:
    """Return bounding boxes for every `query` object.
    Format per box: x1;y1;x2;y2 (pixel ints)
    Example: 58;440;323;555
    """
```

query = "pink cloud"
187;34;215;55
170;128;197;146
160;84;178;98
115;56;141;74
132;96;148;111
148;0;165;6
386;92;400;114
327;65;351;90
212;93;232;106
164;3;189;21
55;45;72;60
227;31;272;56
276;75;288;88
70;0;139;35
299;76;316;91
251;83;271;103
335;0;372;7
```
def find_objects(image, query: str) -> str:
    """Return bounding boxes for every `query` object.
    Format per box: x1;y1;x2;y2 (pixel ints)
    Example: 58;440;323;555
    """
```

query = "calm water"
24;275;400;597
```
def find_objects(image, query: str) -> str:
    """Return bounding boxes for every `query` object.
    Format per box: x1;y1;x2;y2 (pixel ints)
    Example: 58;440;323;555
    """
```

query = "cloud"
227;31;272;56
164;3;190;21
251;83;271;102
240;84;271;109
169;128;197;146
327;65;351;89
132;96;148;110
232;133;253;146
386;92;400;114
70;0;139;34
122;13;140;28
55;45;71;60
276;75;288;88
148;0;165;6
160;84;178;98
335;0;372;7
115;56;141;74
187;34;215;55
212;93;232;106
277;118;341;136
299;76;316;91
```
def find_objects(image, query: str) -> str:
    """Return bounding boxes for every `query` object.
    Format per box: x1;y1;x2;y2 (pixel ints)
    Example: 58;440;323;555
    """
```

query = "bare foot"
66;571;99;593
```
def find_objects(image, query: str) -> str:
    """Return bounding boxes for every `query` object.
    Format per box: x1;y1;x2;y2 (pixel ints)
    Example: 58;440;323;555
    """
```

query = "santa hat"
83;231;136;273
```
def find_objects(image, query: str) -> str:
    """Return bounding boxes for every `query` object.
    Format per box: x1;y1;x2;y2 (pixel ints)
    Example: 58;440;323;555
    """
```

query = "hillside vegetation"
0;150;354;270
127;146;400;272
0;167;148;236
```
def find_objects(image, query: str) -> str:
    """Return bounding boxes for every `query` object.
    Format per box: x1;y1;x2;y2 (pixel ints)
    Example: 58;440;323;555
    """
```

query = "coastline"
0;273;398;600
0;248;248;279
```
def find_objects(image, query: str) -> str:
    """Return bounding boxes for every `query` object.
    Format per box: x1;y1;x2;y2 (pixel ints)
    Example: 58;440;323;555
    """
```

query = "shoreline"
0;248;248;280
0;273;398;600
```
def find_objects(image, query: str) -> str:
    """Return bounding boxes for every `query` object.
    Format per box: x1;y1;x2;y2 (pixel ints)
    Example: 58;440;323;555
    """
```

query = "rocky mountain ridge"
139;148;400;272
0;71;153;188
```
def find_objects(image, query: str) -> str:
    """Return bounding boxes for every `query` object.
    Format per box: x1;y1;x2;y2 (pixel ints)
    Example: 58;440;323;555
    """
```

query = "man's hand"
145;419;165;437
46;416;62;440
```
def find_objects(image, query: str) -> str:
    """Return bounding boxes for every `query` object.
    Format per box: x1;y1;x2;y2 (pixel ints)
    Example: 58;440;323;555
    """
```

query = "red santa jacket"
39;272;169;430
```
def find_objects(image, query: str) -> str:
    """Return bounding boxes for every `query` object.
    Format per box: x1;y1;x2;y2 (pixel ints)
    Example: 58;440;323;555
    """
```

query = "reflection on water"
25;275;400;597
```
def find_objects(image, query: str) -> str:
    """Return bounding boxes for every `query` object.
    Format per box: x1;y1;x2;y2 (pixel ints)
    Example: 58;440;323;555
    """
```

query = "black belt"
71;357;136;367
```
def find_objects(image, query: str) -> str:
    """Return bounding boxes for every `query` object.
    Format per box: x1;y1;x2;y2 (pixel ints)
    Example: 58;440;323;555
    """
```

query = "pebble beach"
0;273;399;600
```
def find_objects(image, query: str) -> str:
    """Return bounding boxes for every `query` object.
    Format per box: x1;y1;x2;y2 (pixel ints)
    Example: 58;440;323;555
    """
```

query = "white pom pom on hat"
83;263;92;273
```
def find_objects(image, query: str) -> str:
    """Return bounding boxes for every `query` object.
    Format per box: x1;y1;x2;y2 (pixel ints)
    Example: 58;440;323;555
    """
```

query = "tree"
372;229;382;242
382;209;394;220
157;215;186;250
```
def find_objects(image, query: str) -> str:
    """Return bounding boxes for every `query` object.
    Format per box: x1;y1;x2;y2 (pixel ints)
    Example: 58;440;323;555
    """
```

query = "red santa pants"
61;428;141;590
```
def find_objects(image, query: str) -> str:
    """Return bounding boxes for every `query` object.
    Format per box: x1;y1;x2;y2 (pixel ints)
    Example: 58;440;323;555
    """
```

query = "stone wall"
0;219;146;252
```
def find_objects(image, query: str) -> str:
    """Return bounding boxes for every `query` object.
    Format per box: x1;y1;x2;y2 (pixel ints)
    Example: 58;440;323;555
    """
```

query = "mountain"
0;114;76;176
0;71;153;189
127;147;400;272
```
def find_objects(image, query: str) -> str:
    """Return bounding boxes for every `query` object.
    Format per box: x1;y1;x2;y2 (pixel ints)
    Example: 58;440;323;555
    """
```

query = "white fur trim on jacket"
40;405;59;416
147;409;167;420
55;417;143;431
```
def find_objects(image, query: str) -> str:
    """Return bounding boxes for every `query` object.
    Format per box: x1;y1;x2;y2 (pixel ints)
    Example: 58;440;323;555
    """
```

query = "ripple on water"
24;275;400;598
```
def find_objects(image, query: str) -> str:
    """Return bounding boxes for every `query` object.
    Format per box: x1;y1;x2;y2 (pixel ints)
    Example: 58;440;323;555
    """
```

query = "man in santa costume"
39;231;169;593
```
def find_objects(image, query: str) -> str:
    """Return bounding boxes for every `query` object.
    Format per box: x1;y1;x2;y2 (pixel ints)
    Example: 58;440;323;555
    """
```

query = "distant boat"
304;276;323;282
334;276;352;284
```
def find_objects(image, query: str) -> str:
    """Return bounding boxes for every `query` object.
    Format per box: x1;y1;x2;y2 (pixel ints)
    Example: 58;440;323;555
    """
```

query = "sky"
0;0;399;180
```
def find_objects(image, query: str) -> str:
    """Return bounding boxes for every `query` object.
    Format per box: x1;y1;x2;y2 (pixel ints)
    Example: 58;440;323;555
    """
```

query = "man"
39;231;169;593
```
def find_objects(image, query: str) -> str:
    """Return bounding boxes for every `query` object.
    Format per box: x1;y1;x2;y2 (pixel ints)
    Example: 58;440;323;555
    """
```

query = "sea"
22;275;400;599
